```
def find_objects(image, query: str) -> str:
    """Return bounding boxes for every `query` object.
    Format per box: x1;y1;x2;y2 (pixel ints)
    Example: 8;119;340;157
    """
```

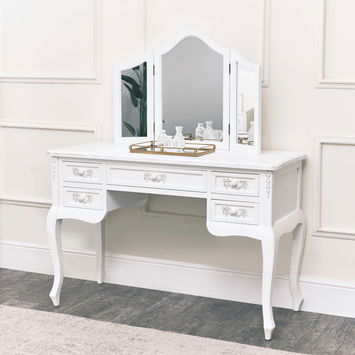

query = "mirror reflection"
121;62;147;137
237;63;255;146
162;37;223;141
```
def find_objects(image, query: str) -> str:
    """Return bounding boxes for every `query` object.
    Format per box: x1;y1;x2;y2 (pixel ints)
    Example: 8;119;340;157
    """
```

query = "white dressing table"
47;143;306;340
47;31;307;340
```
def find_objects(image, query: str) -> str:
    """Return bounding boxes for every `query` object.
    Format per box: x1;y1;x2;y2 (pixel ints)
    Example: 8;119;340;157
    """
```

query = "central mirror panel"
161;37;224;141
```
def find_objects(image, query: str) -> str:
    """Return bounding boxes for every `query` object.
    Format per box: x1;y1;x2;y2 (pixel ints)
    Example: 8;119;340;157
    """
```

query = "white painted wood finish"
96;221;105;284
47;142;304;171
47;208;63;307
62;187;104;210
211;171;259;197
47;142;306;340
107;165;207;192
62;161;103;184
211;200;259;225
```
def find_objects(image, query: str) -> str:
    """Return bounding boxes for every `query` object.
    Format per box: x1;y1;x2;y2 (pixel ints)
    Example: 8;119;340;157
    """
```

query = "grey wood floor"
1;268;354;355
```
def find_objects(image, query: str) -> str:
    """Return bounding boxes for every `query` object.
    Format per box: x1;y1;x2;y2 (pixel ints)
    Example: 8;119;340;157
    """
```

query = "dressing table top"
49;142;305;171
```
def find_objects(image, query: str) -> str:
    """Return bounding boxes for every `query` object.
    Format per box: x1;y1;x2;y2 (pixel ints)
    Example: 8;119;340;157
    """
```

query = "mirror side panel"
114;53;154;145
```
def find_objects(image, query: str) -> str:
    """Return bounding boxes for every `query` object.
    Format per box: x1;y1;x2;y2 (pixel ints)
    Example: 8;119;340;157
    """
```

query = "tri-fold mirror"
114;30;262;154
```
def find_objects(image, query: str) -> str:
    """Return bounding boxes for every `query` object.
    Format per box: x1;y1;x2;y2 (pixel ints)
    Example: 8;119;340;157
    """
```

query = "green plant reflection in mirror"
121;62;147;137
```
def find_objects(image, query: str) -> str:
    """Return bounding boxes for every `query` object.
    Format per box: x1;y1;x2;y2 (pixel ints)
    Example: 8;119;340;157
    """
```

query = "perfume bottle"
195;123;205;140
214;129;223;140
204;121;214;139
173;126;185;148
157;130;168;147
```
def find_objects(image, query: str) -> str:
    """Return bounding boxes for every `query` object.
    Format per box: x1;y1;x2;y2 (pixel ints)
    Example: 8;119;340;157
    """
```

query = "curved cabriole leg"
96;219;106;284
290;214;306;311
261;232;279;340
47;207;63;306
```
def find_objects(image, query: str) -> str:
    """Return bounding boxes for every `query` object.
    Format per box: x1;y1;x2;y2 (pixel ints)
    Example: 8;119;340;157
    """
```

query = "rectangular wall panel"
0;0;99;82
0;124;96;202
318;0;355;87
0;203;100;248
314;137;355;239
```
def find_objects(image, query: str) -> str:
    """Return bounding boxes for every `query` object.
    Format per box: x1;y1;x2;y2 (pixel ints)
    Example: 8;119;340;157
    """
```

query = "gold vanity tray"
129;141;216;157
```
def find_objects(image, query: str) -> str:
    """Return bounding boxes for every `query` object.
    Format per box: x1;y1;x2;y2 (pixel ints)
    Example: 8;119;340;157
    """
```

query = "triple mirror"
115;31;261;154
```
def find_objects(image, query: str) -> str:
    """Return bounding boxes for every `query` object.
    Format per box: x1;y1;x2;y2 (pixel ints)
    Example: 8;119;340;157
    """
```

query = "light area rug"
0;305;304;355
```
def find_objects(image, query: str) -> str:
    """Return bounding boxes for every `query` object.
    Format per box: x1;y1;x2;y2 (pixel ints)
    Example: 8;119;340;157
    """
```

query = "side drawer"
211;171;259;196
210;199;259;225
62;187;104;210
62;161;103;184
107;166;207;192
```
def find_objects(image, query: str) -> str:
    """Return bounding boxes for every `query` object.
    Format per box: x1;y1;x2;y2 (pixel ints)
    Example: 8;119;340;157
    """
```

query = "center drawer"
107;165;207;192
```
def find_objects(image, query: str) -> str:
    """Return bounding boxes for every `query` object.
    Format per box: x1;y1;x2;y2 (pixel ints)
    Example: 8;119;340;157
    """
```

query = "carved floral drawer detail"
62;161;103;184
62;188;103;210
144;172;167;183
211;199;259;225
107;165;207;192
73;168;94;178
72;192;93;204
211;171;259;196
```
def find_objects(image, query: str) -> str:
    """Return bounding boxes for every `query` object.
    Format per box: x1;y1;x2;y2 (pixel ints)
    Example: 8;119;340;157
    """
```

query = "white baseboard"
0;240;354;318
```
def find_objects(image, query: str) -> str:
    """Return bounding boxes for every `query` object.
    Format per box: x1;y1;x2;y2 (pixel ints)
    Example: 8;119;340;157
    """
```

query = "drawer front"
107;166;206;192
211;172;259;196
62;161;102;184
62;188;103;210
211;200;259;225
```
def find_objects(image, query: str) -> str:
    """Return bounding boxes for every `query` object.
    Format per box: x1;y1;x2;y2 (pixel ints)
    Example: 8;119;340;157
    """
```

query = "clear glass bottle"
204;121;214;139
173;126;185;148
157;130;168;147
214;129;223;140
195;123;205;140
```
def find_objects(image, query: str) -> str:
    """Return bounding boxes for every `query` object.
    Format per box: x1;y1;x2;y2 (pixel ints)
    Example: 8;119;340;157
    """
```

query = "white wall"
1;0;355;307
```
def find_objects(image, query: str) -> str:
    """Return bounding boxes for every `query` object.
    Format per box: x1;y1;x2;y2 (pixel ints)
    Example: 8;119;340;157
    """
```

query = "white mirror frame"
154;30;230;150
113;32;262;154
114;53;154;146
230;49;262;154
